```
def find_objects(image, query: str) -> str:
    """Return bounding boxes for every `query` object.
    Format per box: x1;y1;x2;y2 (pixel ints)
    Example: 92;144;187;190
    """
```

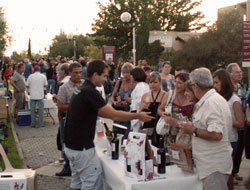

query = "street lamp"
121;12;136;66
67;33;76;58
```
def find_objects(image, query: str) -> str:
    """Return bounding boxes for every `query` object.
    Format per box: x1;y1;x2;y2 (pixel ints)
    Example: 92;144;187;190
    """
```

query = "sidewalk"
12;107;71;190
11;104;250;190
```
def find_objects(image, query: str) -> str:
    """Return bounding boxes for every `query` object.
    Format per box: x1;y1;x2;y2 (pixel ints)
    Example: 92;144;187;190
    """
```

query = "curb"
8;98;27;168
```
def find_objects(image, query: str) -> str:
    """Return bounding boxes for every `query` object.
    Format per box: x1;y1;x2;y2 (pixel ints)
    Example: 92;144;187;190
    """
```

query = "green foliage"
160;49;175;62
91;0;206;60
0;8;9;56
27;39;31;58
172;9;243;72
146;40;164;65
11;51;43;62
48;32;94;58
83;46;102;59
0;123;23;170
11;51;28;62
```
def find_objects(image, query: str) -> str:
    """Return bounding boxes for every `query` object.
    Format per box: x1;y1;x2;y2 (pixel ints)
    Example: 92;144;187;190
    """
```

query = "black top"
46;68;54;80
142;91;164;129
109;64;115;81
64;79;107;150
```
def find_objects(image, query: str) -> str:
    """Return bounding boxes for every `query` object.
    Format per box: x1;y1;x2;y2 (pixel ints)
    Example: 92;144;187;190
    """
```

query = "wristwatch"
193;128;198;137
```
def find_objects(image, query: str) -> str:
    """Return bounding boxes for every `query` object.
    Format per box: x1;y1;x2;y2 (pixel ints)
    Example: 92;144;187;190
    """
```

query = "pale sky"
0;0;244;56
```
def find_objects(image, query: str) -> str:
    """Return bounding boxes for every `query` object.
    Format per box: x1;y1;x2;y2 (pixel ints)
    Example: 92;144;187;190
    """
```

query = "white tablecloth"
25;92;57;124
25;93;57;109
95;139;203;190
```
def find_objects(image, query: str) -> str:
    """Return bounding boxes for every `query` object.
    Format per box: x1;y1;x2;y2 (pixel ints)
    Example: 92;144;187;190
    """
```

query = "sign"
148;35;173;48
102;46;116;64
242;21;250;67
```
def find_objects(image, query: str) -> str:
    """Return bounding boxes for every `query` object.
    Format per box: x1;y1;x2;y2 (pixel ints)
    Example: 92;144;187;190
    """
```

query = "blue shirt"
24;63;32;79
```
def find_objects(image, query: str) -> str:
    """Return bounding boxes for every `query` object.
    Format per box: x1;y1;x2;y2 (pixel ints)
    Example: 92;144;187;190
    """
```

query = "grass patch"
0;122;23;170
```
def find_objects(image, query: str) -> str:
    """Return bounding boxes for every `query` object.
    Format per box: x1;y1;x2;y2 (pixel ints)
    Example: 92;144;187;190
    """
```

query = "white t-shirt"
130;82;150;132
192;89;233;179
26;72;48;100
228;93;241;142
96;85;106;100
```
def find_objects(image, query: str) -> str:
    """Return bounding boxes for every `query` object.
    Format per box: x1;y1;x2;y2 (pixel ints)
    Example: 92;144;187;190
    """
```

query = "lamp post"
67;33;76;58
121;12;136;66
0;13;4;69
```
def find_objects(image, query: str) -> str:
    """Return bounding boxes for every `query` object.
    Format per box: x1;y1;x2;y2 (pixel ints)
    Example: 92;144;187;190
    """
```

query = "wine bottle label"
127;157;131;165
172;150;180;160
157;154;161;164
112;143;116;152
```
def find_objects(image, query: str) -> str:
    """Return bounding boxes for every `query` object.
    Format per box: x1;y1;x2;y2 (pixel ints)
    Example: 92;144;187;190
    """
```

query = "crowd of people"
2;55;250;190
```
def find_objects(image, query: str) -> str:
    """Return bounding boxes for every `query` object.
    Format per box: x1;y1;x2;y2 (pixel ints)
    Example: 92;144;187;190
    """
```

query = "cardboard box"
124;132;154;181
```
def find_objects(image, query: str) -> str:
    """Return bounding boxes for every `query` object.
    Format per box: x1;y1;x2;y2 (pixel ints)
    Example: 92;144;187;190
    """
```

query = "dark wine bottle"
111;130;119;160
138;160;143;175
103;122;113;138
157;138;166;174
126;157;131;172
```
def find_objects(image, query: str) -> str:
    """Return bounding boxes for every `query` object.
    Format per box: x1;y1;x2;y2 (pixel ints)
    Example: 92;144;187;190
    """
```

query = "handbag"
176;130;192;150
112;80;124;110
156;90;175;135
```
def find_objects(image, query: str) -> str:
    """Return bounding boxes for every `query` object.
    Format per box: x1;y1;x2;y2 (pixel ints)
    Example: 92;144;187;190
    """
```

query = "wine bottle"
111;130;119;160
138;160;143;175
126;157;131;172
103;122;113;138
157;138;166;174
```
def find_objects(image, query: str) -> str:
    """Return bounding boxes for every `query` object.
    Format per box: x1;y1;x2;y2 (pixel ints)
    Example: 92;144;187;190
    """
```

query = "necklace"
175;94;186;106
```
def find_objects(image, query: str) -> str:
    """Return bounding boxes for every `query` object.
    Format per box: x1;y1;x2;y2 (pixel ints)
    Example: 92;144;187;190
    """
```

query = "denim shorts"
64;146;103;190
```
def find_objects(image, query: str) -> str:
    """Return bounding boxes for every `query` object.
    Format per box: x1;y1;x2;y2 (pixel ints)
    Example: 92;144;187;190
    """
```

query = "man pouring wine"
64;60;154;190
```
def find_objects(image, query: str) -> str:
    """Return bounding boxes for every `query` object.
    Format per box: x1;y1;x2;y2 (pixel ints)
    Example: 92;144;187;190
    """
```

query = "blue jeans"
47;79;55;94
30;99;44;127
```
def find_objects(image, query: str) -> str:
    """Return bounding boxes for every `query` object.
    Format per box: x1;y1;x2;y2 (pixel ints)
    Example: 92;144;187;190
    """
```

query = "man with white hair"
226;63;246;183
179;67;233;190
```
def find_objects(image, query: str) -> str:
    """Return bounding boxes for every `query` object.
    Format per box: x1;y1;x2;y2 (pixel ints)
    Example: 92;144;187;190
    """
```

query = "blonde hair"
121;62;135;73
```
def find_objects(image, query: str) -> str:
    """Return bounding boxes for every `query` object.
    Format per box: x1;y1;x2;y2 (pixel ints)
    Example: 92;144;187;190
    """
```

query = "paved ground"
12;107;71;190
9;99;250;190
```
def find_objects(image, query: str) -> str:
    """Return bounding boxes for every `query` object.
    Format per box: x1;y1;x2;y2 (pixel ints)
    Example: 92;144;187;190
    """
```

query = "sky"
0;0;245;56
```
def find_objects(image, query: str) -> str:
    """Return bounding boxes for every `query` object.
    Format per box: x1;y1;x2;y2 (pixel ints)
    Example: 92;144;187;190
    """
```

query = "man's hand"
179;122;195;135
138;112;154;122
16;87;20;92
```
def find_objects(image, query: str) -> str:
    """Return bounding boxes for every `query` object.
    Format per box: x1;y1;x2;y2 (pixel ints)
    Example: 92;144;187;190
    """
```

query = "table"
25;93;57;124
95;139;203;190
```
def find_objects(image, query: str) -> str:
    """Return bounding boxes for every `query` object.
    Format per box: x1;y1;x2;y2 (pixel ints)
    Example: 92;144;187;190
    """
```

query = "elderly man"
10;62;26;118
226;63;246;183
179;67;233;190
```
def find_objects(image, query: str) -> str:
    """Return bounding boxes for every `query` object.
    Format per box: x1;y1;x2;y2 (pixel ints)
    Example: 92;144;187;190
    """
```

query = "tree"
91;0;206;60
48;32;94;58
27;38;31;58
11;51;43;62
172;9;243;72
83;46;102;59
11;51;29;62
0;8;9;57
146;40;164;65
